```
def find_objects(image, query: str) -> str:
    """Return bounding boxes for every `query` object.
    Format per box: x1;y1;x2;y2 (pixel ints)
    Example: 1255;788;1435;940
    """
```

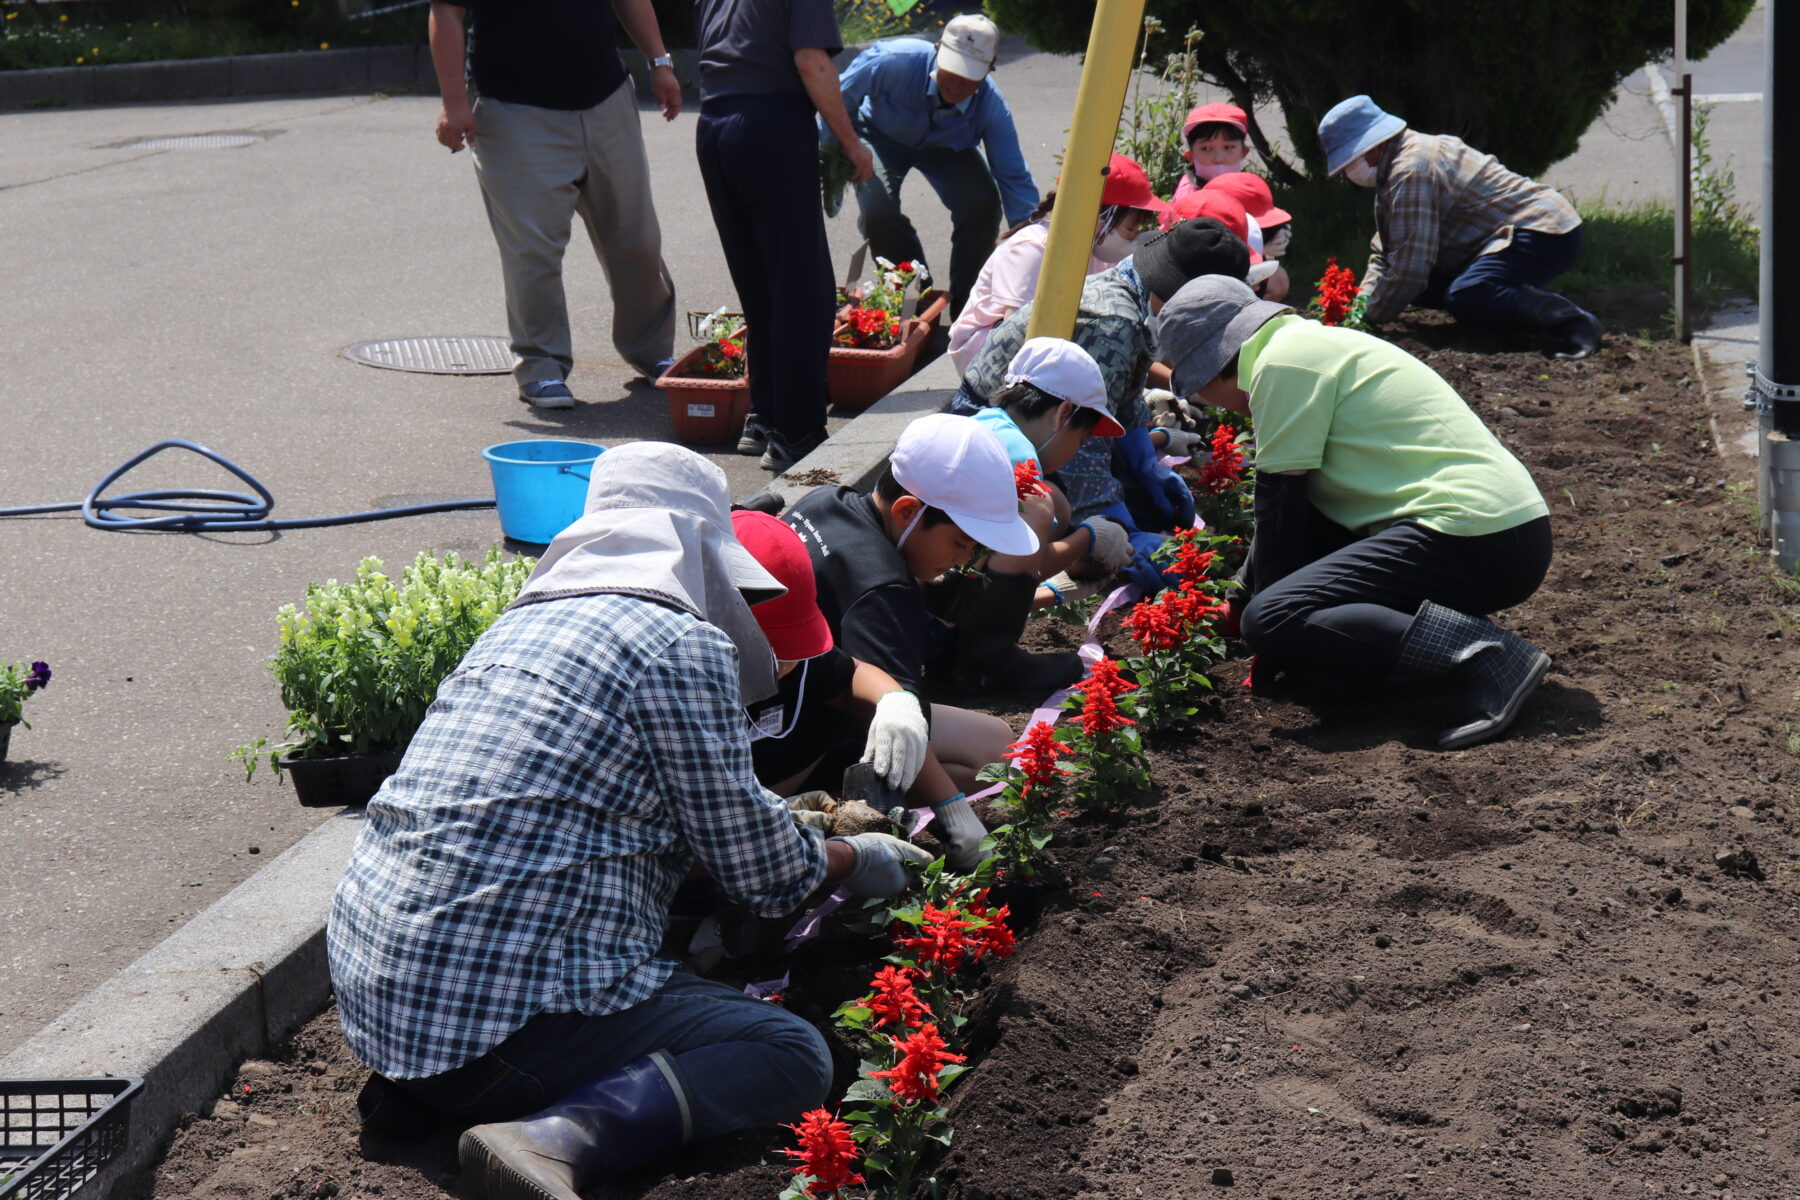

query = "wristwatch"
651;54;674;70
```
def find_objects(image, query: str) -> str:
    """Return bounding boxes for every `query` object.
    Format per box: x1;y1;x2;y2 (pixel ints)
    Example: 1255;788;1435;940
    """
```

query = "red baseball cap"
1183;101;1248;141
1203;171;1292;227
1099;153;1170;213
731;511;834;660
1163;190;1262;263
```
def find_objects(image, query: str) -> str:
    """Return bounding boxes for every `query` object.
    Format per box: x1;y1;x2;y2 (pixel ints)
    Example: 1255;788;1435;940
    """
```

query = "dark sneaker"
736;417;770;457
760;427;828;472
519;380;575;409
636;356;676;382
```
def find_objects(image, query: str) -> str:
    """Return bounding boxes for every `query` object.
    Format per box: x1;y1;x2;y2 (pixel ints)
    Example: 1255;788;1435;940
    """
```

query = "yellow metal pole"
1026;0;1149;341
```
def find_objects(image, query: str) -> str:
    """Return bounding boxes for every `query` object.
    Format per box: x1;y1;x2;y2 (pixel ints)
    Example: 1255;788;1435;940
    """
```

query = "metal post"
1026;0;1148;341
1673;0;1690;342
1756;0;1800;568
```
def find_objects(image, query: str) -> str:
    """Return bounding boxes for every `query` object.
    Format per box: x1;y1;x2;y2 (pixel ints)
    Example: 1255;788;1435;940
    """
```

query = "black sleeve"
838;584;928;699
1245;471;1323;596
810;645;859;702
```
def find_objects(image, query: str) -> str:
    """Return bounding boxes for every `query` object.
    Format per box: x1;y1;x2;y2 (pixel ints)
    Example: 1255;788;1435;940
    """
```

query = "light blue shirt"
832;37;1039;225
971;405;1041;471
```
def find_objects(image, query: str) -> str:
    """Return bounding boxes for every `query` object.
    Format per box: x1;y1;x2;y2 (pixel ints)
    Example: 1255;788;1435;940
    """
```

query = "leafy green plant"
974;720;1069;881
0;660;52;728
232;548;533;779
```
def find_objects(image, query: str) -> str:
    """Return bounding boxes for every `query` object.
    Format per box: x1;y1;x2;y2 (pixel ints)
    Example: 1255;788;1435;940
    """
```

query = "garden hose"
0;438;495;533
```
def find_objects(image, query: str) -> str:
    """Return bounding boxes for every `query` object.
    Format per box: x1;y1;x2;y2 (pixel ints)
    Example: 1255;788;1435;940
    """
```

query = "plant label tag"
687;403;717;419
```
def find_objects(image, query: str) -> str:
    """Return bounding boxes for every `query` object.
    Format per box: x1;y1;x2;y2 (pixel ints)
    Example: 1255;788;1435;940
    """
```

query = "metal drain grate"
117;133;260;150
342;336;514;375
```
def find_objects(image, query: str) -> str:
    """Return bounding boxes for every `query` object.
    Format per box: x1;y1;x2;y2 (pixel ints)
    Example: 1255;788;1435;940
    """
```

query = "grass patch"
1559;200;1759;308
837;0;936;45
0;12;423;71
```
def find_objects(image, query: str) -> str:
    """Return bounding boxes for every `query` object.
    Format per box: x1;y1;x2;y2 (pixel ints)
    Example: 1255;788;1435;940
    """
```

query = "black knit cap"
1131;217;1252;302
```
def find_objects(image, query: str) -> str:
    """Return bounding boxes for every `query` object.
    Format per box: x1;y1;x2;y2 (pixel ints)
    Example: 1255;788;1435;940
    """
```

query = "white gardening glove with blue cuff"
862;689;928;791
1158;428;1206;457
1078;516;1134;569
833;833;934;897
931;792;990;873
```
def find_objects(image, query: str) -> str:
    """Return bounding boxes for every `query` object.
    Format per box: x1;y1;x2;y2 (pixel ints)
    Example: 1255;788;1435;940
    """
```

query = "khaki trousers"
472;83;676;386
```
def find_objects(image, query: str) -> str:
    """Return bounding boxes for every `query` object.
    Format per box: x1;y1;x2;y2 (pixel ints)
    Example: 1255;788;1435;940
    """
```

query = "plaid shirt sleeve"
1364;138;1443;324
635;624;828;917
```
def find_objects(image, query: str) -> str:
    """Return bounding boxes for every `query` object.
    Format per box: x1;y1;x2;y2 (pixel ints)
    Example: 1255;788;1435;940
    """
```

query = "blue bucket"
481;439;605;544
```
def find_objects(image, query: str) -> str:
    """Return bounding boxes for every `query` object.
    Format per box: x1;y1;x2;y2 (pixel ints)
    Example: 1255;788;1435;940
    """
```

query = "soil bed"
144;316;1800;1200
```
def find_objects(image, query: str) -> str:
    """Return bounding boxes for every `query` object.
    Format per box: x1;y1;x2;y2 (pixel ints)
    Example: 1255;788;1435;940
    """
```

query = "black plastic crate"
0;1079;142;1200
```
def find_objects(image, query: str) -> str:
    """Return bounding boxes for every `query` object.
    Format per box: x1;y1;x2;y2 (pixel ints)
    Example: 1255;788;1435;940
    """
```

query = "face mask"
1264;226;1292;259
1093;228;1137;264
1190;160;1239;182
1343;157;1379;188
745;658;808;741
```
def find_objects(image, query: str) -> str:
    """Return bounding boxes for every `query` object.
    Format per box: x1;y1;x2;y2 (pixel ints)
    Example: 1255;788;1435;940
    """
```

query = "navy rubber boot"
1394;600;1551;751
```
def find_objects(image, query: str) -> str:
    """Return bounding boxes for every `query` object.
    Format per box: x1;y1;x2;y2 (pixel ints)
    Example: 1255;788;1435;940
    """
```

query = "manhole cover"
117;133;260;150
342;336;514;375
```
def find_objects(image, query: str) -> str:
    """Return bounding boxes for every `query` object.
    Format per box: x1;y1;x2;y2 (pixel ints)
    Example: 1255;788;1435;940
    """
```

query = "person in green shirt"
1156;276;1553;750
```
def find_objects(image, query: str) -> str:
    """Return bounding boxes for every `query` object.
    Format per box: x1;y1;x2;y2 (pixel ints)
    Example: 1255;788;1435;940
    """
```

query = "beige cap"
937;14;998;81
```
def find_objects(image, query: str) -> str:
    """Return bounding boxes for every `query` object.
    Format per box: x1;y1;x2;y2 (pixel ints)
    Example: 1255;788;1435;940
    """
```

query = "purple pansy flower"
25;661;51;692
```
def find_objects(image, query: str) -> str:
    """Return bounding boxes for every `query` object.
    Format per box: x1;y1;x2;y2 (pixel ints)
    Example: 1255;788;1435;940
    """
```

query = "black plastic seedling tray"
0;1079;142;1200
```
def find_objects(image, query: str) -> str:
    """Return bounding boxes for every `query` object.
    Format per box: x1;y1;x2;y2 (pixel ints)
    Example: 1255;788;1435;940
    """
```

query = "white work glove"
930;792;990;873
861;689;928;791
1077;516;1135;569
1159;428;1206;457
1143;387;1184;428
787;791;837;834
833;832;934;897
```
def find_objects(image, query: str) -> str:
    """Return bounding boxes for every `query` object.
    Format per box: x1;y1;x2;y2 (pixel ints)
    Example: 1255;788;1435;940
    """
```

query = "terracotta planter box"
912;289;950;329
655;343;751;444
827;318;931;414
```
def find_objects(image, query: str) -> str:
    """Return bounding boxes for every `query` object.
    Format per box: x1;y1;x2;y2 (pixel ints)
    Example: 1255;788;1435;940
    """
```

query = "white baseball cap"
1003;337;1125;438
890;413;1038;556
937;14;998;82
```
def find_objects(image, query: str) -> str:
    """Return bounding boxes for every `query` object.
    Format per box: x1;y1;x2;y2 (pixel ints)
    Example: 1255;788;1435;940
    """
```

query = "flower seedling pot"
826;318;931;414
282;749;406;809
987;878;1047;930
656;343;751;444
0;721;11;764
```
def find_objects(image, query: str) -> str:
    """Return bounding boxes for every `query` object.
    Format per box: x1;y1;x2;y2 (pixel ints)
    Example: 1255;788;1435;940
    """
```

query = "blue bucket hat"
1318;95;1406;177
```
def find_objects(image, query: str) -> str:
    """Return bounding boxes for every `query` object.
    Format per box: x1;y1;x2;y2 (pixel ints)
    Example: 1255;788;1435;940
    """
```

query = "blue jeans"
395;969;832;1138
854;130;1002;310
1440;227;1583;328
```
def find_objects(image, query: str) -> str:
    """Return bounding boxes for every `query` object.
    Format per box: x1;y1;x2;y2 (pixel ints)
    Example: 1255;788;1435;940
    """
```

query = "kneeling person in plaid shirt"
1319;95;1603;360
327;443;929;1200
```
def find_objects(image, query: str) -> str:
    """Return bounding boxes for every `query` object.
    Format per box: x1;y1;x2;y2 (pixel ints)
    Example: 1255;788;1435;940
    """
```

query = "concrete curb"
0;46;436;111
0;44;866;112
0;809;365;1197
0;344;958;1196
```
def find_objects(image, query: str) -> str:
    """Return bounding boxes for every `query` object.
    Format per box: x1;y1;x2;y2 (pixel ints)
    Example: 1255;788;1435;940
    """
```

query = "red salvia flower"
866;965;932;1029
1123;597;1184;652
1197;424;1246;495
1005;720;1071;799
1164;580;1228;632
1074;657;1137;736
894;903;975;972
967;900;1017;960
1013;458;1049;501
869;1024;966;1104
782;1108;865;1197
1314;257;1360;326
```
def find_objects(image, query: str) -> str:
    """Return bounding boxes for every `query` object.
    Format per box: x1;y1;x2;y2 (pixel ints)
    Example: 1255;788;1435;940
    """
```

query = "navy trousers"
696;94;835;436
1241;517;1553;677
1438;227;1583;328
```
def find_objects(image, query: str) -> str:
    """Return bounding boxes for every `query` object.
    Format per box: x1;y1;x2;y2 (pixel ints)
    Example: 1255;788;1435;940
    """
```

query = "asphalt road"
0;16;1765;1057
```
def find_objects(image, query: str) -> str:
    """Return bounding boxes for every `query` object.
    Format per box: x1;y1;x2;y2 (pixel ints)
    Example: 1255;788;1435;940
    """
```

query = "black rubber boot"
458;1053;692;1200
760;427;829;472
1516;285;1603;360
951;569;1083;694
1394;600;1551;751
